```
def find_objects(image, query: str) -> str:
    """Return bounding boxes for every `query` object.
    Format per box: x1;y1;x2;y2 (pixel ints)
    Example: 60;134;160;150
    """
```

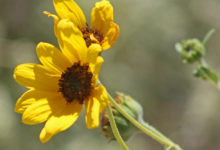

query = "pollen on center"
58;62;93;104
81;25;104;47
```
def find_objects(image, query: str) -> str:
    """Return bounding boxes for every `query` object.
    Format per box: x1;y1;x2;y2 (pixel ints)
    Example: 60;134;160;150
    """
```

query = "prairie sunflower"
14;19;109;143
49;0;119;50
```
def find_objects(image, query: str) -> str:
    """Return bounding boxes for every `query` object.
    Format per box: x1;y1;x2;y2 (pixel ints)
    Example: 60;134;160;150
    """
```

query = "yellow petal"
101;22;119;50
87;44;102;64
36;42;72;73
40;128;50;143
39;101;82;143
57;19;88;63
93;56;104;78
15;90;38;113
91;0;119;50
22;99;51;125
22;92;65;125
89;56;104;85
91;0;113;30
14;63;60;91
85;96;101;129
15;90;57;114
43;11;59;37
53;0;86;29
93;85;109;113
87;44;103;78
85;85;109;129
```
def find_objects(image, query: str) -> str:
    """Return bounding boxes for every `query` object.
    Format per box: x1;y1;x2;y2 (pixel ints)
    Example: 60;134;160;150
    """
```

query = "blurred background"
1;0;220;149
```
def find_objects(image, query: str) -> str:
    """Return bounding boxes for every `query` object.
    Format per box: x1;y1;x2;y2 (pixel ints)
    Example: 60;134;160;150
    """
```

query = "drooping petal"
93;56;104;78
36;42;72;73
91;0;113;30
43;11;59;37
91;0;119;50
57;19;88;63
93;85;109;113
85;96;101;129
22;92;65;125
89;56;104;85
87;44;103;78
101;22;119;50
85;85;109;129
53;0;86;29
13;63;60;91
39;101;82;143
87;44;102;64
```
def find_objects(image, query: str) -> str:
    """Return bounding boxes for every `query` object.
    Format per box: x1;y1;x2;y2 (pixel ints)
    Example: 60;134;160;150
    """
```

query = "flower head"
14;19;109;143
175;38;205;64
48;0;119;50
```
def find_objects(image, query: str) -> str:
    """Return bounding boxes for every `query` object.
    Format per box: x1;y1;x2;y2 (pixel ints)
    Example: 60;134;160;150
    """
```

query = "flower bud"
175;39;205;63
101;92;143;141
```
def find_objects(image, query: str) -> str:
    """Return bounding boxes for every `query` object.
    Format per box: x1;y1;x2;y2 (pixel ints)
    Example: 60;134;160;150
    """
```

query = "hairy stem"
107;93;183;150
106;105;129;150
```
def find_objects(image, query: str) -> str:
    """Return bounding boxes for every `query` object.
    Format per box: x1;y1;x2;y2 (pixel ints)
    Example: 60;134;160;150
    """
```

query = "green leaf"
194;66;219;84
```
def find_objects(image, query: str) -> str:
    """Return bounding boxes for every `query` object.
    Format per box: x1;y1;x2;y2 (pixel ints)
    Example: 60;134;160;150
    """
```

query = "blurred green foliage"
1;0;220;150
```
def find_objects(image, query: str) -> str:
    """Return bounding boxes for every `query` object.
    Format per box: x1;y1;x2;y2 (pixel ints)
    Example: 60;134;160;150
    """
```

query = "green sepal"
101;92;143;141
194;66;219;85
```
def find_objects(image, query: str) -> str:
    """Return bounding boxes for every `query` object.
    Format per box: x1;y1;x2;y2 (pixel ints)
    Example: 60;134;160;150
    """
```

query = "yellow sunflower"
14;19;109;143
48;0;119;50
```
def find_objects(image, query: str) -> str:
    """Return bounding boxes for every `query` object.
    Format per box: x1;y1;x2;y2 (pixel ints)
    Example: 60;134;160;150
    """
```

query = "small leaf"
175;43;183;53
194;66;218;84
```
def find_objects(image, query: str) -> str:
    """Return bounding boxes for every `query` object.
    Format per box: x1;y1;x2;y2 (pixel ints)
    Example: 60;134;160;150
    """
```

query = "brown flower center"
58;62;93;104
81;25;104;47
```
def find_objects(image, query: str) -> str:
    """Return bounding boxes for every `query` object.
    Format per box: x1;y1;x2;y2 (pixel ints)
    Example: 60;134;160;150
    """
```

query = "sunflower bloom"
48;0;119;50
14;19;109;143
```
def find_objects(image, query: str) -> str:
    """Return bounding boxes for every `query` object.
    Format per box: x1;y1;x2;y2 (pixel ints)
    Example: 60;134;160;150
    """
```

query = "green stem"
199;58;208;67
107;93;183;150
106;105;129;150
139;119;173;144
203;28;215;46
